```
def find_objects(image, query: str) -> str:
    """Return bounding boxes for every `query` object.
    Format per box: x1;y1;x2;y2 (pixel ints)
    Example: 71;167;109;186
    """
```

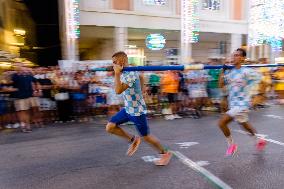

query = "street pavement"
0;106;283;189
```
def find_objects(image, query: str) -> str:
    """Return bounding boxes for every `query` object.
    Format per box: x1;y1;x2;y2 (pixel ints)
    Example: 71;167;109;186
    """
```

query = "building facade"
76;0;281;64
0;0;36;63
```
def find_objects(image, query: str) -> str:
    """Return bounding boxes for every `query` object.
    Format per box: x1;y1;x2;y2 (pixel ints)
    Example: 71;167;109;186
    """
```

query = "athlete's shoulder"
224;69;232;75
241;67;256;74
241;66;253;71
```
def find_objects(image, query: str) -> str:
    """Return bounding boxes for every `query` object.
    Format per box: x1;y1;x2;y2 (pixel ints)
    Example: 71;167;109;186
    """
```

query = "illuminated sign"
145;34;166;50
13;29;26;36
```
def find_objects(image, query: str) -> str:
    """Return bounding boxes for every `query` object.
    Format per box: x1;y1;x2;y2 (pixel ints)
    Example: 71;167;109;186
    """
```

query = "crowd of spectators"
0;60;283;132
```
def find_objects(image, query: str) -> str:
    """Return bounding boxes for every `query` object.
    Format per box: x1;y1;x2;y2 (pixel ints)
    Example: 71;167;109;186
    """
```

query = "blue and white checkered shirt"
224;67;261;109
121;71;147;116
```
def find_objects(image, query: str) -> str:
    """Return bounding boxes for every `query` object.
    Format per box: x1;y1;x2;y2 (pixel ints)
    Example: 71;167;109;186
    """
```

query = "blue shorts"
208;88;221;99
109;108;149;136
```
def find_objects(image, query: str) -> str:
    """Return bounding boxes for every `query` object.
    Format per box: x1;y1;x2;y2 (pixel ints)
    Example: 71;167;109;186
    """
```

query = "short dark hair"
236;48;246;57
112;51;128;58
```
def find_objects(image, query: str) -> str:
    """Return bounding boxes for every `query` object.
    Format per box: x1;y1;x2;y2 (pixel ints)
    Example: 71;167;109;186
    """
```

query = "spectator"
273;67;284;104
161;71;181;120
186;69;208;119
11;67;41;132
35;68;55;124
207;59;222;111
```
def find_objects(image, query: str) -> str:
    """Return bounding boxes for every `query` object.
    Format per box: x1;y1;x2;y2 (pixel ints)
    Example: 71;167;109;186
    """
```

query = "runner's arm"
114;73;129;94
218;70;225;88
139;74;145;93
113;64;129;94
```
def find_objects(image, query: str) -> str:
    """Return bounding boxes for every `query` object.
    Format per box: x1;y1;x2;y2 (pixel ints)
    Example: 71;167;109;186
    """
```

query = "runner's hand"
113;64;123;74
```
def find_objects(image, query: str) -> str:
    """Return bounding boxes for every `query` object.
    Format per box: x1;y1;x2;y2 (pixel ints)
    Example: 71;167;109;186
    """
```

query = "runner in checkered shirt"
218;48;267;156
106;51;172;166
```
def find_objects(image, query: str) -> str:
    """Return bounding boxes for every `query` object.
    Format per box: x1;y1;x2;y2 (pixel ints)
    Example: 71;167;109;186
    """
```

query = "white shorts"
189;89;208;98
226;107;249;123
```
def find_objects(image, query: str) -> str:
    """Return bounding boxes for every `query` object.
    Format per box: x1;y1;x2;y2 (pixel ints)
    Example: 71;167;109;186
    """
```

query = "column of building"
114;27;128;52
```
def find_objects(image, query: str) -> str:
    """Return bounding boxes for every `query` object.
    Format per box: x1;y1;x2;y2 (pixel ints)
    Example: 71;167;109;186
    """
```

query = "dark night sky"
23;0;62;66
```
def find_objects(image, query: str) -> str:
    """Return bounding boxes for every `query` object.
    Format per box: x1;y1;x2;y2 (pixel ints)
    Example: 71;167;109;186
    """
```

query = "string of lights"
248;0;284;51
73;0;80;38
66;0;80;39
181;0;199;44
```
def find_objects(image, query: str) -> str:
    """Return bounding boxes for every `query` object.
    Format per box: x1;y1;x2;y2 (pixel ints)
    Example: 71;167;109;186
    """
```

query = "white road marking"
142;142;198;162
256;134;268;138
264;139;284;146
196;161;210;167
264;114;284;120
235;130;268;138
234;129;284;147
172;151;232;189
234;129;250;135
176;142;199;149
141;155;159;162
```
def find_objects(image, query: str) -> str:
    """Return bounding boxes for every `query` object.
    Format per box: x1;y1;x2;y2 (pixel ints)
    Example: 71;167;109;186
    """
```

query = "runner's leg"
106;108;133;142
